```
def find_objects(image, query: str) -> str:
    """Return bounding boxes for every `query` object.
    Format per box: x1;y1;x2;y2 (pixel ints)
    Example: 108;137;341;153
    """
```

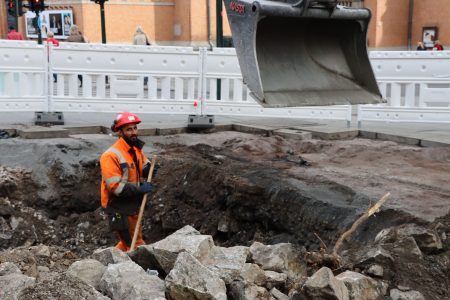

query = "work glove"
143;162;160;179
138;182;153;195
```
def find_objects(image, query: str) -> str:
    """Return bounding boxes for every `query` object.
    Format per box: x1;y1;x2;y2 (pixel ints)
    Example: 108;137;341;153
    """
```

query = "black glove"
138;182;153;194
143;163;160;179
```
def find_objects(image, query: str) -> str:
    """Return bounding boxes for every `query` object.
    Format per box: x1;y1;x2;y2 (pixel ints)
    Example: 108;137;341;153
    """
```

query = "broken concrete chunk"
390;237;423;259
365;264;384;278
270;287;289;300
92;246;131;265
375;224;443;254
228;280;271;300
142;225;214;274
67;259;106;290
336;270;387;300
99;260;165;300
264;270;287;290
300;267;349;300
201;245;249;284
165;251;227;300
249;242;306;280
239;263;267;286
30;244;51;257
0;261;22;276
390;288;425;300
0;273;35;300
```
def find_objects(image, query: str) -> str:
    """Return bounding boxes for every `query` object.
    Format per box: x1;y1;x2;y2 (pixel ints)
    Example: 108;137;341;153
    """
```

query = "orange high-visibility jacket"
100;137;150;211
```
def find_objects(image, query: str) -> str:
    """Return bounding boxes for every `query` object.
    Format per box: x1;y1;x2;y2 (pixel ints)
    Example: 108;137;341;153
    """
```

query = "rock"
0;216;12;240
24;263;38;278
67;259;106;290
0;273;35;300
336;270;387;300
355;246;395;279
10;216;22;230
390;237;423;259
166;251;227;300
130;225;214;274
30;244;51;257
37;265;50;273
390;288;425;300
239;263;267;286
365;247;394;264
18;272;109;300
264;270;287;290
0;261;22;276
129;244;177;275
228;281;271;300
375;224;443;254
365;264;383;278
270;287;289;300
201;245;249;284
100;260;165;300
92;247;131;265
298;267;349;300
249;242;306;280
0;198;14;216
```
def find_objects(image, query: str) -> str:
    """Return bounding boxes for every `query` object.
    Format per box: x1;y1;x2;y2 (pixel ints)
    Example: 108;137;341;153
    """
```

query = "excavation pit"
0;130;449;299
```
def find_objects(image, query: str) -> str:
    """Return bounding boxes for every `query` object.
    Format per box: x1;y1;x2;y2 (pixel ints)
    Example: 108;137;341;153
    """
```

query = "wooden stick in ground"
129;155;157;252
332;192;390;257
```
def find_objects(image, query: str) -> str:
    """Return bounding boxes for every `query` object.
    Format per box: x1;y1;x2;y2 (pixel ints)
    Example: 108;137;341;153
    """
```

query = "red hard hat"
111;112;141;132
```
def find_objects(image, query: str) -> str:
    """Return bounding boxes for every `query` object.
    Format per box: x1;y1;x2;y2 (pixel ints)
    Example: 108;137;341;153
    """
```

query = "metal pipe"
407;0;414;50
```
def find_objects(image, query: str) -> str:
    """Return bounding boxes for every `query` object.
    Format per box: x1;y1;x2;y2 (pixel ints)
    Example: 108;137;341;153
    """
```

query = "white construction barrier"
0;40;47;112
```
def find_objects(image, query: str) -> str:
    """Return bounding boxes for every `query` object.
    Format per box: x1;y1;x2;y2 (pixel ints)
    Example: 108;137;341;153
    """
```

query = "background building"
1;0;449;50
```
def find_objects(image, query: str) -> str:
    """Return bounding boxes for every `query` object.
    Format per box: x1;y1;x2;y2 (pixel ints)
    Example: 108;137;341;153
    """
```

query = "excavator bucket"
223;0;382;107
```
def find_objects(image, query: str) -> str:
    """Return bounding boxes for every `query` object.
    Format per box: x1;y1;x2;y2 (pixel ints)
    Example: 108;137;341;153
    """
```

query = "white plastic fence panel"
419;83;450;107
358;105;450;124
0;40;47;112
50;44;202;114
370;51;450;107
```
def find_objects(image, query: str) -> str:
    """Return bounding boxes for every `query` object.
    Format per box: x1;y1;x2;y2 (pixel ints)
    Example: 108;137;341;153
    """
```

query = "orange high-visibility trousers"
115;214;145;252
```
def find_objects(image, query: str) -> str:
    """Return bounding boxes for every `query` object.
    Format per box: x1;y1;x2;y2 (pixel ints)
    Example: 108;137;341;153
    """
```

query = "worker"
100;112;154;251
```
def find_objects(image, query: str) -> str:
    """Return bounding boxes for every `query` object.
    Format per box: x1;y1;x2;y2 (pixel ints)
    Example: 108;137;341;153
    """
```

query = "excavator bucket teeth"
223;0;382;107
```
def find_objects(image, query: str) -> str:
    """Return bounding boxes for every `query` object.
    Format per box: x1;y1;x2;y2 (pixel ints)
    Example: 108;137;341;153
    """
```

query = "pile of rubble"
1;223;447;299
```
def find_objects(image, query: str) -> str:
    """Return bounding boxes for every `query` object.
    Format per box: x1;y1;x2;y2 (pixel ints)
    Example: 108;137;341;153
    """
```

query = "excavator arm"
223;0;382;107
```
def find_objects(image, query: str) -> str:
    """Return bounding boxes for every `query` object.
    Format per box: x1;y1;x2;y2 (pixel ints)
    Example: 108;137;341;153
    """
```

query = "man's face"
119;123;138;142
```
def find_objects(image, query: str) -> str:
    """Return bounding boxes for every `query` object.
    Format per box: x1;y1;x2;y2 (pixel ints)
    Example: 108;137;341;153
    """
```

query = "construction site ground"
0;113;449;299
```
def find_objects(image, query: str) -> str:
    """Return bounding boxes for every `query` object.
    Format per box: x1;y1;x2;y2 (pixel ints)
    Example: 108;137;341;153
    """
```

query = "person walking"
7;26;23;40
46;32;59;83
433;40;444;51
132;25;151;46
416;42;426;51
66;25;86;87
100;112;155;251
133;26;151;86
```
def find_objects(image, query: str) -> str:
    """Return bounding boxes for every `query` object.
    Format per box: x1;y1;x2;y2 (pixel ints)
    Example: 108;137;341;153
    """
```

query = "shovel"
129;155;158;252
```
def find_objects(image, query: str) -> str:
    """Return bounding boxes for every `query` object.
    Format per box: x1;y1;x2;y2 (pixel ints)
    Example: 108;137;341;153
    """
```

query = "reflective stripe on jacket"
100;137;150;209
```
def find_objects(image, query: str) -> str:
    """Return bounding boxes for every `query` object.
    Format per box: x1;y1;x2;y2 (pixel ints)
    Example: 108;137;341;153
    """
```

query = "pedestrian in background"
416;41;426;51
66;25;86;87
132;26;151;46
46;31;59;83
132;26;152;86
7;26;23;40
433;40;444;51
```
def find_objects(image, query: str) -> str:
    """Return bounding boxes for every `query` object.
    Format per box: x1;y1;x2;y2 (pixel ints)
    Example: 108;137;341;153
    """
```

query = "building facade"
1;0;449;49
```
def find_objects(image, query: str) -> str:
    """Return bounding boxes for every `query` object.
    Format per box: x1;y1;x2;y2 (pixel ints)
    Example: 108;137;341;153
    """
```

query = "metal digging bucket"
223;0;382;107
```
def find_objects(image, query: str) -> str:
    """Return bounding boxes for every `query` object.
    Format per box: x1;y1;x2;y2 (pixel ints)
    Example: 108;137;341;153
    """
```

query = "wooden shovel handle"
129;155;157;252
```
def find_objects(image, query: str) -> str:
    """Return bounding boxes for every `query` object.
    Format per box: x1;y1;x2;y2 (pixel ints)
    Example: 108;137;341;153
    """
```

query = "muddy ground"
0;130;449;299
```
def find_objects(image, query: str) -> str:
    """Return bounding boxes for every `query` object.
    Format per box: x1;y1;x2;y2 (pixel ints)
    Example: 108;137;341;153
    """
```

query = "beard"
123;134;139;147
